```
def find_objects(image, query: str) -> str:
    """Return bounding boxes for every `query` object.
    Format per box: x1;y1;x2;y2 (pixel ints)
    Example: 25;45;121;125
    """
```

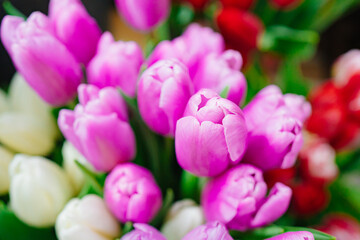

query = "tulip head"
182;221;233;240
88;32;144;97
9;154;74;227
115;0;170;31
175;89;248;177
121;224;166;240
138;59;194;136
202;164;292;231
58;84;136;172
56;194;120;240
104;163;162;223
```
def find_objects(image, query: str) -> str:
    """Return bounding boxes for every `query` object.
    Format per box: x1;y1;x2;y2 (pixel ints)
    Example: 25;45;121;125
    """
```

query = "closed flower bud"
9;154;74;227
0;73;58;155
202;164;292;231
0;146;14;195
104;163;162;223
148;23;225;78
175;89;248;177
161;200;205;240
115;0;170;31
62;141;94;193
56;195;120;240
138;59;194;136
1;13;82;106
49;0;101;65
243;85;306;170
121;224;166;240
182;221;233;240
220;0;256;10
265;231;314;240
88;32;144;97
332;49;360;88
184;0;210;11
193;50;247;105
58;84;136;172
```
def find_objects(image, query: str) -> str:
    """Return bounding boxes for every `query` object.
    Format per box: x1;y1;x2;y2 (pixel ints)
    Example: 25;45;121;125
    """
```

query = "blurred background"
0;0;360;89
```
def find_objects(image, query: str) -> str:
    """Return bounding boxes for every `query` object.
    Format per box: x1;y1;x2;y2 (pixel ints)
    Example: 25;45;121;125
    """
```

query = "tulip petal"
223;114;247;163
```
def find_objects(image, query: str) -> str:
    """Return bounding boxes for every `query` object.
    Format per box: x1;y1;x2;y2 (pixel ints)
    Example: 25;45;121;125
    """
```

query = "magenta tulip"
121;224;166;240
202;164;292;231
138;59;194;136
115;0;170;31
182;221;233;240
1;13;82;106
175;89;248;177
88;32;144;97
49;0;101;65
58;84;135;172
148;23;225;78
193;49;247;105
104;163;162;223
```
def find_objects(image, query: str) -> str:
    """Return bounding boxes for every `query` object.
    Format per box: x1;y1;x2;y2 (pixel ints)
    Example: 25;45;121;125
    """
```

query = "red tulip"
216;8;263;65
330;121;360;150
317;214;360;240
184;0;209;10
292;183;329;216
220;0;256;10
264;168;296;189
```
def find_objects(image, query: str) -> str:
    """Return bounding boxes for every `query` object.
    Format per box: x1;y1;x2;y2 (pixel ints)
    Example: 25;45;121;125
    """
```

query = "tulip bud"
184;0;210;11
56;195;121;240
121;224;166;240
0;13;83;106
175;89;248;177
283;93;312;123
182;221;233;240
58;84;136;172
104;163;162;223
49;0;102;65
0;146;14;195
148;23;225;78
161;200;205;240
244;115;303;170
265;231;314;240
217;8;263;65
9;154;74;227
62;141;94;193
193;50;247;105
202;164;292;230
115;0;170;31
88;32;144;97
317;214;360;240
220;0;256;10
138;59;194;136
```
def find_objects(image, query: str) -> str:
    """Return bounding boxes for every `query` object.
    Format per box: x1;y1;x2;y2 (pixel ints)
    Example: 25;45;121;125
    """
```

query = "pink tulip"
202;164;292;230
88;32;144;97
138;59;194;136
104;163;162;223
265;231;314;240
121;224;166;240
182;221;233;240
58;84;135;172
175;89;247;177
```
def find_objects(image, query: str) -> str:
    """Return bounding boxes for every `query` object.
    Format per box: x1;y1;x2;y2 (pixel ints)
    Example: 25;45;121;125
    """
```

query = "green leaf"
259;25;319;60
282;226;336;240
220;86;230;99
150;189;174;228
0;202;57;240
75;160;105;198
3;1;26;19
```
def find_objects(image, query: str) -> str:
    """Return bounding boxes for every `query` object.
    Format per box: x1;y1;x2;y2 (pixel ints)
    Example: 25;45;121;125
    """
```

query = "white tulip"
62;141;95;193
0;146;14;195
56;195;120;240
9;154;74;227
161;200;205;240
0;112;56;155
0;73;58;155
